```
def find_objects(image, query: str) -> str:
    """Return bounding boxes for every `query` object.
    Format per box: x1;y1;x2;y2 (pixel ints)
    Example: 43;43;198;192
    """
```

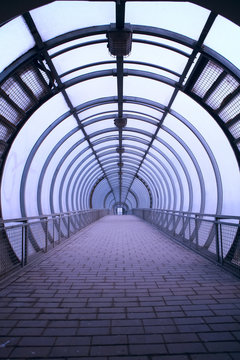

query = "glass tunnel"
0;1;240;269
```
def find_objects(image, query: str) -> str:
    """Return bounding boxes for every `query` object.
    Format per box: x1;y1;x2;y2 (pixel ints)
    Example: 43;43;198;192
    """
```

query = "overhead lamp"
118;162;124;168
116;147;125;154
114;117;127;128
107;24;132;56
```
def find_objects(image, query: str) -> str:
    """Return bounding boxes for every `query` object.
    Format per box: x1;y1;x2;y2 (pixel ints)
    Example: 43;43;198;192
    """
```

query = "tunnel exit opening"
116;207;123;215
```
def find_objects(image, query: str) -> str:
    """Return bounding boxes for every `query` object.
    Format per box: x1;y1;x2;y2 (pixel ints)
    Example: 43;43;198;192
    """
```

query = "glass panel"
0;16;35;72
126;2;210;40
65;150;94;207
26;115;78;215
122;139;149;151
93;140;118;152
85;118;114;134
125;62;179;82
80;104;118;121
124;130;151;142
133;34;192;54
48;34;105;55
52;137;89;212
99;153;119;162
126;118;157;133
127;192;137;208
90;130;117;142
61;64;115;83
1;93;68;219
131;178;150;207
31;1;115;41
92;178;111;209
128;42;188;75
66;77;117;107
123;151;142;160
204;15;240;69
148;148;177;209
172;92;240;215
124;77;174;107
52;43;113;77
123;103;164;120
155;124;201;212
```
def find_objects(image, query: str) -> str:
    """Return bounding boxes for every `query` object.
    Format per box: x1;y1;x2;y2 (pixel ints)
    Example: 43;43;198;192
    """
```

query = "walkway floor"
1;215;240;360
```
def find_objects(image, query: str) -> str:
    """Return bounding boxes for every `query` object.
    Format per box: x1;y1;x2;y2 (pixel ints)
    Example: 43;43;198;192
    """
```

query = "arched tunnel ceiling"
0;0;240;217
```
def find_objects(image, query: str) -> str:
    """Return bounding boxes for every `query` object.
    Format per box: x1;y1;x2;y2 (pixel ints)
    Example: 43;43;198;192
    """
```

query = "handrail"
0;209;100;224
133;208;240;277
0;209;109;279
135;208;240;220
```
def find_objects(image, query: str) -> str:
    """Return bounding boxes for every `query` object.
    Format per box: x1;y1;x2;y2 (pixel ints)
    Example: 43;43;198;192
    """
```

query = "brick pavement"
0;215;240;359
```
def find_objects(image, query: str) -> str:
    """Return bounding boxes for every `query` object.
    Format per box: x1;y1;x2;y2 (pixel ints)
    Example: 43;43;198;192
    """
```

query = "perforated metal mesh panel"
206;75;239;111
228;121;240;140
219;93;240;123
192;60;223;98
1;77;34;112
0;96;21;125
19;65;49;99
0;123;13;141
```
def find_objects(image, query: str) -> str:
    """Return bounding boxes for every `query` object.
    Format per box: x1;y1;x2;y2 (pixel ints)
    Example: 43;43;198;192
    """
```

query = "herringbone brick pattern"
0;215;240;359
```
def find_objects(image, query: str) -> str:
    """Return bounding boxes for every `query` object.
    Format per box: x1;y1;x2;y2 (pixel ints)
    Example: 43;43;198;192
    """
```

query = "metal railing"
133;208;240;277
0;209;109;279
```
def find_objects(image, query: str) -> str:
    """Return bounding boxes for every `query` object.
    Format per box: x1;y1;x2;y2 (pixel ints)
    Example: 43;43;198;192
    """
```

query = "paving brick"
92;335;127;345
9;327;44;336
205;341;240;352
230;353;240;360
0;347;13;359
152;356;189;360
90;345;128;356
129;343;167;355
128;334;164;343
50;345;89;357
209;322;240;331
127;311;156;319
144;325;178;334
163;333;199;343
110;357;148;360
198;331;235;342
190;354;232;360
177;324;210;333
9;346;51;358
112;326;145;334
43;327;77;336
54;336;90;346
77;327;110;335
167;342;206;354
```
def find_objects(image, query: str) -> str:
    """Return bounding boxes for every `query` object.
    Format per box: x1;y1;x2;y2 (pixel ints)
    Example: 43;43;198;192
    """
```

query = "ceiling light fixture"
107;24;132;56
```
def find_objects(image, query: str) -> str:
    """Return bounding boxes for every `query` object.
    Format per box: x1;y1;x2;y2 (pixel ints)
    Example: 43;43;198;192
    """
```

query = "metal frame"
0;1;238;224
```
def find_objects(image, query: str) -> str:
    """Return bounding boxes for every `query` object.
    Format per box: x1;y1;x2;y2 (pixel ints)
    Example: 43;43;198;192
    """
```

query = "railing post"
219;222;223;265
215;217;221;264
52;216;55;248
21;224;25;267
59;214;61;243
23;220;28;266
45;217;48;253
195;214;199;250
68;213;70;238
